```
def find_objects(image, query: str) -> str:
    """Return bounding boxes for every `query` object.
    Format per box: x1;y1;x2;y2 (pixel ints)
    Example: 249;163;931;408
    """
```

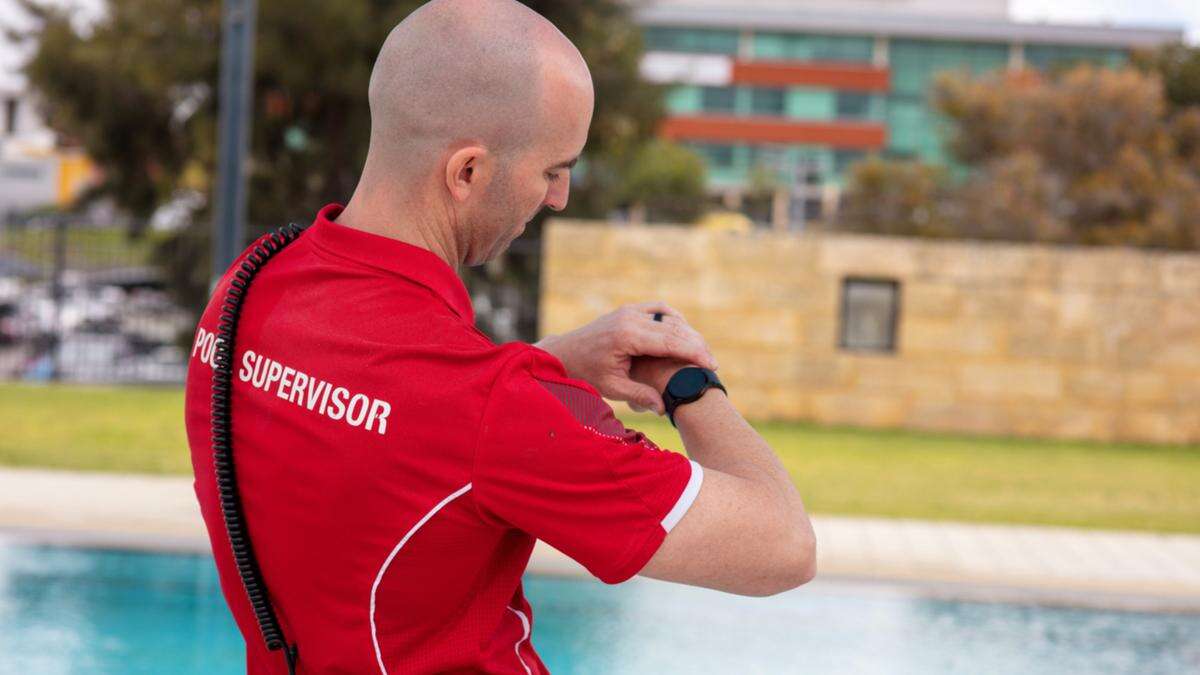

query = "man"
184;1;816;673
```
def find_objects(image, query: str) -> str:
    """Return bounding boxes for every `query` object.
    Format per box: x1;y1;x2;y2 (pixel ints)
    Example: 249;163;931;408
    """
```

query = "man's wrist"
649;362;694;393
662;366;726;426
532;333;561;355
670;386;726;425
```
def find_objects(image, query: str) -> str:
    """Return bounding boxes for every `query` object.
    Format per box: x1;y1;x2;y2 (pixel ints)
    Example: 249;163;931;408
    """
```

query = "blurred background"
0;0;1199;673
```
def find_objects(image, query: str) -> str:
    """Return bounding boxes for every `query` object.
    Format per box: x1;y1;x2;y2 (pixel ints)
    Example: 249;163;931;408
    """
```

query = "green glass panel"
918;127;948;164
753;32;874;62
743;144;843;187
708;166;745;184
889;39;1008;98
734;88;752;115
685;142;737;171
752;33;790;60
867;95;886;122
804;147;834;185
746;144;781;179
833;149;866;182
664;85;703;114
886;39;1009;162
644;26;739;55
786;87;835;120
836;92;871;119
1026;44;1129;71
749;88;786;115
886;99;926;154
685;142;752;185
701;86;737;113
687;140;856;188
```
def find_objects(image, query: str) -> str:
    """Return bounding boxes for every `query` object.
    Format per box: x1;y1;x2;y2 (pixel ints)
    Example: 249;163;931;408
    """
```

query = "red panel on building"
660;115;886;149
732;61;890;91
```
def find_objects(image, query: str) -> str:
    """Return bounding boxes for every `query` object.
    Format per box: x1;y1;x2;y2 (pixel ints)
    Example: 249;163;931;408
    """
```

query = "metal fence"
0;216;192;384
0;214;548;385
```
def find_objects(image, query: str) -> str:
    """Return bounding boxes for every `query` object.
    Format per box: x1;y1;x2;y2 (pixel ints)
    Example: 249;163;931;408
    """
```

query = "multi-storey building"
0;84;96;215
635;0;1183;227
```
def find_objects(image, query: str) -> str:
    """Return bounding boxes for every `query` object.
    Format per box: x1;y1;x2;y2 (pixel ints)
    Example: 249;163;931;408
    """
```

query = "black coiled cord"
211;223;304;675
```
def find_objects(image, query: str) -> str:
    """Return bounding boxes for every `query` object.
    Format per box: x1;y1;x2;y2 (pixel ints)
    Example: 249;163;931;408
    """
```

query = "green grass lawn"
2;382;1197;534
1;226;165;270
0;383;190;474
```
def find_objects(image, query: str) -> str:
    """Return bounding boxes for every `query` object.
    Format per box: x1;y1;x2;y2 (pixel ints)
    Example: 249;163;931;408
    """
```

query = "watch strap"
663;367;726;428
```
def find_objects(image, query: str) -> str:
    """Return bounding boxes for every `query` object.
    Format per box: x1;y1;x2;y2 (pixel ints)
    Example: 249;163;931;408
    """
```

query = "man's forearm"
673;390;809;528
530;334;560;354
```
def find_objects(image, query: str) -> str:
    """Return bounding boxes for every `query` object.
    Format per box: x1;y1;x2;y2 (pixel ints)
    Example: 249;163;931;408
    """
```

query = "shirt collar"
307;203;475;323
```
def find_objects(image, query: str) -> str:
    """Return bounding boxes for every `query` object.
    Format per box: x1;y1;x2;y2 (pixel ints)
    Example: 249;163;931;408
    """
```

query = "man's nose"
544;181;569;212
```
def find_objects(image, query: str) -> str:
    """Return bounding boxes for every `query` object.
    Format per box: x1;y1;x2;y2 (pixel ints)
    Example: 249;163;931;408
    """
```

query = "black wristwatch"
663;367;726;428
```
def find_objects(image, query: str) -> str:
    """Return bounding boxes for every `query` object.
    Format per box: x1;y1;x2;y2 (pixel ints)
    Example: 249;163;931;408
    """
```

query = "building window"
799;158;823;185
835;92;871;119
644;26;740;55
804;198;823;220
3;98;17;136
888;39;1009;98
834;149;866;178
1025;45;1127;71
754;32;874;63
749;88;785;116
839;278;900;353
691;142;737;169
789;196;824;228
700;86;737;114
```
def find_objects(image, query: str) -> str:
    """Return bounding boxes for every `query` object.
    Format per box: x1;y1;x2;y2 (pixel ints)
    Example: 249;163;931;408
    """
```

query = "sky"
1;0;1198;90
1011;0;1199;43
1;0;97;89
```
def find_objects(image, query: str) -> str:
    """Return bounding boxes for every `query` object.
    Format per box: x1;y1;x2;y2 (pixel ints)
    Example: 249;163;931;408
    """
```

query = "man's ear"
445;145;493;203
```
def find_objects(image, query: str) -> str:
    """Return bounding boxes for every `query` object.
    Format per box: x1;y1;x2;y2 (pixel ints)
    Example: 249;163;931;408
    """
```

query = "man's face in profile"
469;62;594;266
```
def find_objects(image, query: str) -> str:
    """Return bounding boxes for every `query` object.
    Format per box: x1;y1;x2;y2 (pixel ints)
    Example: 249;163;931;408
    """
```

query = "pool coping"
3;524;1197;615
3;466;1199;614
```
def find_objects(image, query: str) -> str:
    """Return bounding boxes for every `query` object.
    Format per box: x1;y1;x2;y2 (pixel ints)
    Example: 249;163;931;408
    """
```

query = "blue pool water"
0;544;1197;674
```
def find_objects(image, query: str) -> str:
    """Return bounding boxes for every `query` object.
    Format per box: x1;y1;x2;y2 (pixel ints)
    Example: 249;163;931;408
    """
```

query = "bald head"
343;0;594;267
364;0;590;182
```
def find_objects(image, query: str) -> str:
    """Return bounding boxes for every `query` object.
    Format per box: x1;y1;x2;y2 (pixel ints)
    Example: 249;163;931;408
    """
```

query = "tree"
953;150;1070;243
15;0;221;219
838;156;951;238
619;139;707;224
14;0;686;339
1134;42;1200;110
837;60;1200;250
935;65;1200;248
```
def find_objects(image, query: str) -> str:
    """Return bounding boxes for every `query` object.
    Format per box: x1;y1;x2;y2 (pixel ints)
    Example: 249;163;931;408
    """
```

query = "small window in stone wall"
839;278;900;353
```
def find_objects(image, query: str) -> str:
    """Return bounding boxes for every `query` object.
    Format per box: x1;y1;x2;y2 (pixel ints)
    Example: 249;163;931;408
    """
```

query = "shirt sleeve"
471;348;704;584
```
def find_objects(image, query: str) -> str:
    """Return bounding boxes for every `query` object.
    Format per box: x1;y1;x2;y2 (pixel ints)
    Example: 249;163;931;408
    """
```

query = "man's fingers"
627;300;685;322
655;318;718;369
609;378;665;415
631;320;716;370
613;302;719;369
658;316;718;368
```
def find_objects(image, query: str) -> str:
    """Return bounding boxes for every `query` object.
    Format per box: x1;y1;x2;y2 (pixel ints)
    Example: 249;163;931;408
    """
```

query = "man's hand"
534;302;717;415
629;356;694;396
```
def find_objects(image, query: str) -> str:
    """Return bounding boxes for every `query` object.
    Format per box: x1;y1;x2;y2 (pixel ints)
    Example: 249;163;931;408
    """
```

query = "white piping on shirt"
370;482;473;675
661;460;704;533
506;606;533;675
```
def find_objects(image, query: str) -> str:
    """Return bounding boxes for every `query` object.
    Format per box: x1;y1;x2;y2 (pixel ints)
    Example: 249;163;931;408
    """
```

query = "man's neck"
335;189;462;270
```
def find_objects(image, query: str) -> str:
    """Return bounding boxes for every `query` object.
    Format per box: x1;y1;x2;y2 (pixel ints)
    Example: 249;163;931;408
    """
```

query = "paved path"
2;467;1197;611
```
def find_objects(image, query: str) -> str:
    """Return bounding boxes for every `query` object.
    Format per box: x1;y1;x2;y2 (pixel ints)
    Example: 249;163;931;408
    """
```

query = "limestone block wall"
539;220;1200;444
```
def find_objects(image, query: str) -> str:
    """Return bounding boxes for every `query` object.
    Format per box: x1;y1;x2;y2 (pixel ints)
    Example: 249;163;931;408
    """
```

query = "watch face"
668;368;708;398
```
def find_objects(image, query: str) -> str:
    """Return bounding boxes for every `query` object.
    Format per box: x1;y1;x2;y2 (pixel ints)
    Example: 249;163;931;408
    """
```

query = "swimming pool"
0;543;1196;674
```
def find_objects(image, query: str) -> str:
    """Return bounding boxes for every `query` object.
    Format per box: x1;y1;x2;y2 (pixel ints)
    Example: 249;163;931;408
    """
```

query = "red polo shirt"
184;204;703;674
